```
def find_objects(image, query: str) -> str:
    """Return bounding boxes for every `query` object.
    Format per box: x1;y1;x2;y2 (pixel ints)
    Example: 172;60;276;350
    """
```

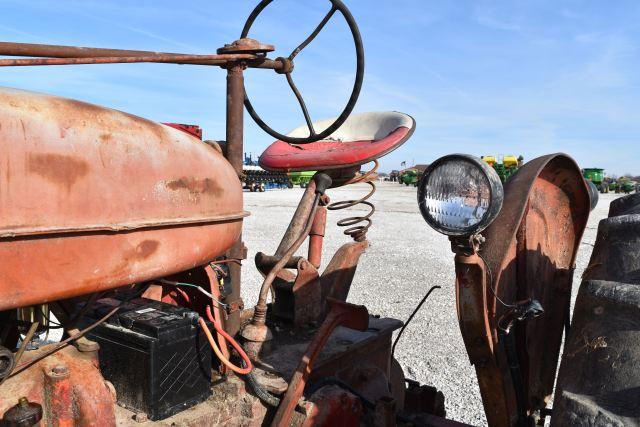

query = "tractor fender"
465;153;591;425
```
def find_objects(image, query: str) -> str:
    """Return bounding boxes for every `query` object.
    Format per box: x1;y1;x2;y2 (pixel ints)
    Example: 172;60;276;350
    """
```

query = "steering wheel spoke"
289;6;337;61
285;73;316;137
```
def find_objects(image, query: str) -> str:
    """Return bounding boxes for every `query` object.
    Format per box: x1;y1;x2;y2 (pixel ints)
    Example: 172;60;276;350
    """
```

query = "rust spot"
166;177;222;198
28;153;89;190
61;99;106;116
135;240;159;259
99;133;112;143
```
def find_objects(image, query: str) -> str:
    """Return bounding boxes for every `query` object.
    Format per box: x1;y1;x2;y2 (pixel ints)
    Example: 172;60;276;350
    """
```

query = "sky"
1;0;639;175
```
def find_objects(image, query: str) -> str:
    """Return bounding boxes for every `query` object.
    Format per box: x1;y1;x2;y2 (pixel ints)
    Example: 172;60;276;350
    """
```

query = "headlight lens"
418;154;503;236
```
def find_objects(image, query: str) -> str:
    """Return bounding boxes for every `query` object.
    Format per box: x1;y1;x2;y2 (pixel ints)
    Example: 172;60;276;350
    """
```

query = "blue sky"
1;1;638;175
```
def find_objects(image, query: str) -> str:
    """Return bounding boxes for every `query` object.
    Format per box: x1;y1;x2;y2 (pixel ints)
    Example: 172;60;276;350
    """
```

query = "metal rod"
0;54;253;67
0;41;284;70
0;41;183;58
308;206;327;268
224;64;247;337
275;180;317;257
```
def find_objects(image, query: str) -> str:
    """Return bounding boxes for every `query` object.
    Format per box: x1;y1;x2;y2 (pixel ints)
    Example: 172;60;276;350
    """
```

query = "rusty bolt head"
52;365;68;375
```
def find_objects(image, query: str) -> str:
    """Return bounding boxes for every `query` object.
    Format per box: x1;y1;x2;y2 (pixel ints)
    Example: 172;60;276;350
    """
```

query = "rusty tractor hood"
0;87;246;310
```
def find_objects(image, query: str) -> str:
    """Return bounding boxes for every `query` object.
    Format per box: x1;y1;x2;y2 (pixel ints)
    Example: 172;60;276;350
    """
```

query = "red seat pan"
259;111;415;171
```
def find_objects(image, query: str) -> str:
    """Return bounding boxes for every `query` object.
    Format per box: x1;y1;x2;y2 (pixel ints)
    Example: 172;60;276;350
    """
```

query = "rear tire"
553;194;640;426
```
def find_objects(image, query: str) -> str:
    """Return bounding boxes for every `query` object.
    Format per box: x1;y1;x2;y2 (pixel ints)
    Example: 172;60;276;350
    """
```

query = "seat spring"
327;160;378;242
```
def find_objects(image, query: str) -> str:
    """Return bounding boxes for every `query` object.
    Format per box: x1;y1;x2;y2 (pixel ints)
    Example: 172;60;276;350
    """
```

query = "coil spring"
327;160;378;242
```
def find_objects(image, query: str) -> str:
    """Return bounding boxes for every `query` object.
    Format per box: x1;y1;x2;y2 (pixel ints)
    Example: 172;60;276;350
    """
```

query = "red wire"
202;305;253;375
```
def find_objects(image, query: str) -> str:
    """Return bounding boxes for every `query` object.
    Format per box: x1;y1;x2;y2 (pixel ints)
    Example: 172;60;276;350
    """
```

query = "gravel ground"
241;181;620;426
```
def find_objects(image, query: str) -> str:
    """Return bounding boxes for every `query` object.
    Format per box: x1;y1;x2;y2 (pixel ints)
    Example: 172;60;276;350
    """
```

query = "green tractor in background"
481;155;523;183
400;169;420;186
287;170;316;188
582;168;608;193
613;177;636;194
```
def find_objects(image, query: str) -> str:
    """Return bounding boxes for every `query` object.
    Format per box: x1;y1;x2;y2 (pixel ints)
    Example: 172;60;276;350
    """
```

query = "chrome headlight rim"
417;153;504;237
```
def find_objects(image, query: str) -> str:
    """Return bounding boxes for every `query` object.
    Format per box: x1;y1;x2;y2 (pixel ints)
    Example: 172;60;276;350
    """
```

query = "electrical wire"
159;279;228;309
9;306;119;378
242;359;281;407
210;258;242;266
391;285;441;358
477;252;516;309
199;306;252;375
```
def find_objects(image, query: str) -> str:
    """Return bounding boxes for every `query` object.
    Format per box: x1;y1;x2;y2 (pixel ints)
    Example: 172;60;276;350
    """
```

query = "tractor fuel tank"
0;87;246;311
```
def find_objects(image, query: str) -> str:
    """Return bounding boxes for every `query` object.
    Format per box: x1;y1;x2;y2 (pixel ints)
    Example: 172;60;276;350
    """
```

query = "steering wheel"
241;0;364;144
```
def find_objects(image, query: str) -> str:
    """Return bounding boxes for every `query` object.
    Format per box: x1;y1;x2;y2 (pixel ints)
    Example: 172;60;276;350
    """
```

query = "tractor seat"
259;112;415;172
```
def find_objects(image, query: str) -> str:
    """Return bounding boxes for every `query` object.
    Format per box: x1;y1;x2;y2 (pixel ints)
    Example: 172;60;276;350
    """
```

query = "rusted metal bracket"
271;258;321;326
453;253;513;426
271;298;369;427
450;234;484;257
320;241;369;312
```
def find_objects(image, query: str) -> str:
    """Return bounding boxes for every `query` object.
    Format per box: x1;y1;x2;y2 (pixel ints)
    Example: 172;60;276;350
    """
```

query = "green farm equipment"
400;169;420;186
287;170;316;188
582;168;608;193
616;178;636;194
481;155;522;183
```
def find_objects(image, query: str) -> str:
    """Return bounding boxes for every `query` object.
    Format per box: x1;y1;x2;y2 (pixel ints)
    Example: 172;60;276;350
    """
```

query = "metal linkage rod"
0;41;283;69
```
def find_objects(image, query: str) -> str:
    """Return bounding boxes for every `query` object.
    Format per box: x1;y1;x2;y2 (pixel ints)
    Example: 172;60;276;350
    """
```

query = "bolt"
18;397;29;407
52;365;68;375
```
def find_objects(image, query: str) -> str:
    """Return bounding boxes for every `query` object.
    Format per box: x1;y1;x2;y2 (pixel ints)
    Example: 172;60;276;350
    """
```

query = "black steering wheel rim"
241;0;365;144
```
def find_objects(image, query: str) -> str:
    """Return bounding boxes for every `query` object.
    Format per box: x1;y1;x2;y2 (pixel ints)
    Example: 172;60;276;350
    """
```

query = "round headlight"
417;154;504;236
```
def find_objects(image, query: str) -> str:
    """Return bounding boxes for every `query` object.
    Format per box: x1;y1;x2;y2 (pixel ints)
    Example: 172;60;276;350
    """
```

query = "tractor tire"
552;193;640;426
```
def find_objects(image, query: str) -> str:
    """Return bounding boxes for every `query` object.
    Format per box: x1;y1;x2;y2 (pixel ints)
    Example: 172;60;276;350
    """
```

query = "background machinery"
481;155;523;183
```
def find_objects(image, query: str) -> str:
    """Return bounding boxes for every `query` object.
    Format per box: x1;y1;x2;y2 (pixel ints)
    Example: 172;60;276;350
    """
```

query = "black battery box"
83;297;212;421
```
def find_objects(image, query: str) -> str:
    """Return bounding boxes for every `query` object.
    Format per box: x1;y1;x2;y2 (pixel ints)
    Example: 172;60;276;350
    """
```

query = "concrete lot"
242;181;619;425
